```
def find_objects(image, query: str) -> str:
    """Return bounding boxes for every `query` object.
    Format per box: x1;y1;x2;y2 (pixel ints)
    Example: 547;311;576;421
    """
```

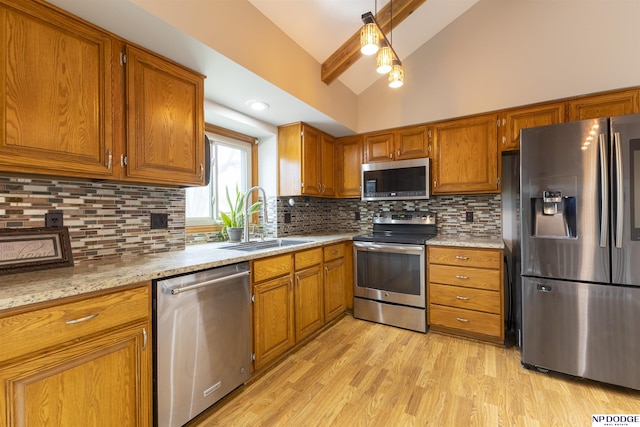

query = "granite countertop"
1;233;504;312
0;234;354;312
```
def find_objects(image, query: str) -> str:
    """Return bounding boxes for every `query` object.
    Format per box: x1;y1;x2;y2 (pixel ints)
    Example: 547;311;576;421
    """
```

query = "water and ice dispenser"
531;190;577;238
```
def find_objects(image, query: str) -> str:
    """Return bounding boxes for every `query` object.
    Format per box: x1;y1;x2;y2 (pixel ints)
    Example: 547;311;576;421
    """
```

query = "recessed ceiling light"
246;100;270;111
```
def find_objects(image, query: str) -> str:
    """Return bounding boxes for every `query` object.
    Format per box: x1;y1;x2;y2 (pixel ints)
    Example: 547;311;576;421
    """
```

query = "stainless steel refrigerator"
520;113;640;391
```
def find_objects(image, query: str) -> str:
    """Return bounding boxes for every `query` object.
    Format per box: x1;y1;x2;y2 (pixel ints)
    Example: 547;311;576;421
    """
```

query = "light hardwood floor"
193;315;640;426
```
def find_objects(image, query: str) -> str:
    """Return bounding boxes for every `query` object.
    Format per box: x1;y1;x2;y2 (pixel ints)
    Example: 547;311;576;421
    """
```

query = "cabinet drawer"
253;254;293;282
429;264;500;291
428;247;501;269
323;243;345;261
429;304;501;338
429;283;500;314
295;248;322;271
0;283;150;364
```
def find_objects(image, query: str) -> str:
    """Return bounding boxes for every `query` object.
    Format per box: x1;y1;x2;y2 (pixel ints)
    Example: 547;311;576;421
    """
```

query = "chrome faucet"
243;186;269;242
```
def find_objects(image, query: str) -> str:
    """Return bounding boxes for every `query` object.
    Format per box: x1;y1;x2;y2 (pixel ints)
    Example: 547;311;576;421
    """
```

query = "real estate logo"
592;414;640;427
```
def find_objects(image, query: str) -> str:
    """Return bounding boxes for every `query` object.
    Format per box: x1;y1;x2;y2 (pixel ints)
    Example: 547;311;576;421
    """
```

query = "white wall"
358;0;640;132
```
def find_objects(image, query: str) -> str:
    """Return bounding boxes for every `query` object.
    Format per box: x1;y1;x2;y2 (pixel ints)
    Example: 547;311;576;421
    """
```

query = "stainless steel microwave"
361;158;430;201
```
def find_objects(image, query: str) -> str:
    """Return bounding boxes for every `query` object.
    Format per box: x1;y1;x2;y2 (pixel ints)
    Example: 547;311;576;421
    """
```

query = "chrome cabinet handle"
331;250;339;255
455;256;469;260
106;149;112;170
455;275;469;280
65;313;99;325
120;154;128;167
456;296;470;300
199;163;204;179
456;317;469;322
389;153;393;159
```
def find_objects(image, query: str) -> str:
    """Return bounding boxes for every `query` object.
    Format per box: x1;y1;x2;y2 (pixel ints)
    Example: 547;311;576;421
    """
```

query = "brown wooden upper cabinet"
0;0;115;179
363;125;430;163
567;88;640;121
123;45;205;186
278;122;335;197
0;0;205;187
431;113;499;194
499;102;566;152
335;135;363;198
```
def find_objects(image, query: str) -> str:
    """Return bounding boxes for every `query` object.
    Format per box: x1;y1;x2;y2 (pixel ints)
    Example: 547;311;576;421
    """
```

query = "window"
186;132;253;227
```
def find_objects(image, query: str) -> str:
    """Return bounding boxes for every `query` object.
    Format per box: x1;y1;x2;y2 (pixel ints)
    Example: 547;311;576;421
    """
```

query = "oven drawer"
429;283;500;314
428;247;501;269
429;304;502;338
428;264;500;290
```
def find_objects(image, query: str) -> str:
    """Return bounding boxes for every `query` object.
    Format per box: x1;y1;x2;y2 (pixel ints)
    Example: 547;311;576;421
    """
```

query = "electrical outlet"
465;211;474;222
151;213;169;229
355;211;361;221
45;212;64;228
284;213;292;224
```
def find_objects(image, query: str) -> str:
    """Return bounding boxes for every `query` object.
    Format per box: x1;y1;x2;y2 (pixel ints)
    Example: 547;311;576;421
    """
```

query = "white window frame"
186;132;252;227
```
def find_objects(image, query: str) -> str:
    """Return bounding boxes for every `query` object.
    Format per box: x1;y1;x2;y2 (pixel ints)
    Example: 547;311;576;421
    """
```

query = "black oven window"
357;250;421;295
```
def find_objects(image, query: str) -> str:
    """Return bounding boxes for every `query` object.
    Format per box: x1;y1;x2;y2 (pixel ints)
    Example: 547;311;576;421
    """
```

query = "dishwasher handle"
163;271;250;295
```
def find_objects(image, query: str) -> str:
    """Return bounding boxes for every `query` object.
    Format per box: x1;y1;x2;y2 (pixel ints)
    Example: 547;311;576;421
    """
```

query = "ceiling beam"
320;0;427;86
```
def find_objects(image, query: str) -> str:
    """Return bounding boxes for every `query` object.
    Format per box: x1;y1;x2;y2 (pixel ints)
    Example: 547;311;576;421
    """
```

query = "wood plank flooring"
192;315;640;426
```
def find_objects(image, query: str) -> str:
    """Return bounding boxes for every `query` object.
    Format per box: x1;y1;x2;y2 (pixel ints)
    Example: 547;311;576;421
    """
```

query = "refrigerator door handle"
614;132;624;249
599;133;609;248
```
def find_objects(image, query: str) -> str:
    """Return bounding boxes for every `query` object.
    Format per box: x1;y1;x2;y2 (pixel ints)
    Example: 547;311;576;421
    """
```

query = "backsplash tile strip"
0;177;185;263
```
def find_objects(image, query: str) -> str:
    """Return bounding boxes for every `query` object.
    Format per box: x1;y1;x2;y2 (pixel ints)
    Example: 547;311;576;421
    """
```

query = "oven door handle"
354;241;424;255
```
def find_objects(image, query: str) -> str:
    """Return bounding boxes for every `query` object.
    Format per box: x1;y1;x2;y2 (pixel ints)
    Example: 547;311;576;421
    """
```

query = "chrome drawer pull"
455;256;469;260
65;313;99;325
456;317;469;322
455;275;469;279
456;296;470;300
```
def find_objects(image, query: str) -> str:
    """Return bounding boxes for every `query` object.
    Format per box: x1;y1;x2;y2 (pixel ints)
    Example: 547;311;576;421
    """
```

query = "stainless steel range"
353;211;436;333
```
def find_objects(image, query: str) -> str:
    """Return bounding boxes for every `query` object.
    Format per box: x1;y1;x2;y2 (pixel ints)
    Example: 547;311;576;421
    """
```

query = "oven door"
353;241;425;308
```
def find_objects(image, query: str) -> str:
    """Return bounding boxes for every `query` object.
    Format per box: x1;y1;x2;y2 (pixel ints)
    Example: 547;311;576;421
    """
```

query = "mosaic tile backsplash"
0;177;185;263
1;175;501;263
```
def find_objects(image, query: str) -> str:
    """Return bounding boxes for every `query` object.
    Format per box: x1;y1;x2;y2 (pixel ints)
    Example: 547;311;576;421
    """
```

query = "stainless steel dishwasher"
154;262;251;427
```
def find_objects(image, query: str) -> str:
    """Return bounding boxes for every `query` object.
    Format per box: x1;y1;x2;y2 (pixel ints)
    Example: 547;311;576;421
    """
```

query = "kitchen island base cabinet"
428;246;504;345
0;282;151;426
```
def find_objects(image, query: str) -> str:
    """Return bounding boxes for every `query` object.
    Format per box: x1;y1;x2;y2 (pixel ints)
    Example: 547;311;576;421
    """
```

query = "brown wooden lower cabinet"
0;282;152;426
428;246;504;344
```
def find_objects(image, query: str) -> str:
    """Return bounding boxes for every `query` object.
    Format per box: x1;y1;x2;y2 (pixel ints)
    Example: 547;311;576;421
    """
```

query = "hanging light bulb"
360;22;379;55
388;63;405;88
376;46;393;74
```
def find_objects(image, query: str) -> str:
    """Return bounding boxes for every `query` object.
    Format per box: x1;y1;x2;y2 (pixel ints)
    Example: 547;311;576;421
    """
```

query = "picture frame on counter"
0;227;74;275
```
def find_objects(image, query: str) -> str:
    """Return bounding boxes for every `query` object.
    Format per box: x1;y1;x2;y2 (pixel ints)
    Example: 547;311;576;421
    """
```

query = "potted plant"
221;185;261;242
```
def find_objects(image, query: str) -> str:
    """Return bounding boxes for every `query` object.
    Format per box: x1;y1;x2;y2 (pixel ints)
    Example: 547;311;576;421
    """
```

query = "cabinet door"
396;125;430;160
320;134;336;196
324;258;346;322
301;124;321;195
0;0;114;178
294;266;325;341
568;89;640;121
501;103;565;151
253;276;295;370
432;113;499;194
364;132;394;163
0;324;151;426
335;135;363;198
125;45;205;186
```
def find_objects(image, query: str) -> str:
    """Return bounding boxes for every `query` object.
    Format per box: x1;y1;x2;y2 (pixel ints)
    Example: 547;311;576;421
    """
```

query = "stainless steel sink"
219;239;313;252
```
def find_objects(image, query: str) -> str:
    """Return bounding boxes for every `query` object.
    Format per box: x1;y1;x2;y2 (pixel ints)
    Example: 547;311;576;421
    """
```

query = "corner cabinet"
567;88;640;121
278;122;335;197
335;135;363;198
0;282;152;426
431;113;499;194
428;246;504;344
123;45;205;186
0;0;115;179
499;102;566;152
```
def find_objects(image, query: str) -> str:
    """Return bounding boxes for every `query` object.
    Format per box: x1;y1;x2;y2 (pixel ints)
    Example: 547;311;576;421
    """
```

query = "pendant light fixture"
360;0;405;88
360;0;379;55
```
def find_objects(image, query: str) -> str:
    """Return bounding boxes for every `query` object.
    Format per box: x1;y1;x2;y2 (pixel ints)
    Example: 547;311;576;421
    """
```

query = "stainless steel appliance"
353;211;437;333
361;158;430;201
154;262;252;426
520;114;640;390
